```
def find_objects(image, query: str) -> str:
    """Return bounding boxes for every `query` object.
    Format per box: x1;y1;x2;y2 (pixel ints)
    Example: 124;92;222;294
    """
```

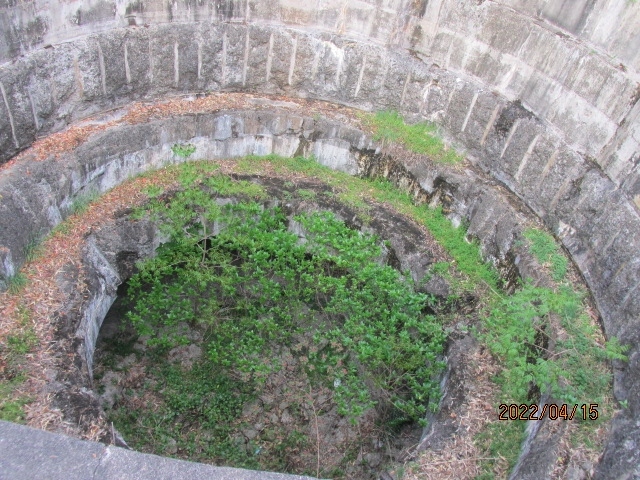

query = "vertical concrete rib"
538;148;559;187
26;88;39;131
222;31;228;86
197;42;202;80
288;37;298;86
148;38;154;84
174;42;180;86
266;33;274;82
500;119;521;158
481;105;501;146
460;91;478;132
311;45;320;81
515;134;540;182
354;56;366;98
619;276;640;312
549;175;573;211
242;29;250;87
73;56;84;98
335;48;343;87
0;82;19;148
97;43;107;95
124;43;131;83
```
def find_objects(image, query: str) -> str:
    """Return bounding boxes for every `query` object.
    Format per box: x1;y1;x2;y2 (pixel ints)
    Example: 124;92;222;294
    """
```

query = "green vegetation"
23;235;43;263
69;190;99;216
128;186;445;425
0;377;30;423
523;228;568;281
171;143;196;158
481;282;626;404
0;306;36;423
112;168;449;473
475;420;526;479
363;110;464;164
6;272;28;294
1;148;620;477
109;359;259;469
475;228;626;477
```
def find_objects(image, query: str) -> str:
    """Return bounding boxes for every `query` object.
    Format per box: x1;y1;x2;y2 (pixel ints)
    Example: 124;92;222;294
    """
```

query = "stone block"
442;82;476;136
96;30;129;98
197;24;224;92
459;90;501;153
497;117;542;182
267;30;295;90
351;45;391;108
75;37;104;102
479;4;532;56
245;25;272;88
222;24;248;88
122;28;152;93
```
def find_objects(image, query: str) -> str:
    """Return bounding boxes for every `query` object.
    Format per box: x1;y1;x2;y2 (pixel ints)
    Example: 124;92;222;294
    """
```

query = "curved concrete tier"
0;103;635;478
0;420;315;480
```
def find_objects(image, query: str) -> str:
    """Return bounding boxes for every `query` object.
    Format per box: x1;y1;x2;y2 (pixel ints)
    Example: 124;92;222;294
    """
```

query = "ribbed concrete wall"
1;1;639;200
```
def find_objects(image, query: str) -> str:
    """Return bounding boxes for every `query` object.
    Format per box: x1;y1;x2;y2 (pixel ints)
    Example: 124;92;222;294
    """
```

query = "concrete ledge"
0;420;316;480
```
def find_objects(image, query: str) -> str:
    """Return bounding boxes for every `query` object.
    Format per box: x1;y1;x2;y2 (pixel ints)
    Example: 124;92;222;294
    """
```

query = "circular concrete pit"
1;1;639;479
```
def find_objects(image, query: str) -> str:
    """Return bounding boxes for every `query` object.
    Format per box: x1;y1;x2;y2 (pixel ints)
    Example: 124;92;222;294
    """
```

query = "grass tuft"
363;111;464;164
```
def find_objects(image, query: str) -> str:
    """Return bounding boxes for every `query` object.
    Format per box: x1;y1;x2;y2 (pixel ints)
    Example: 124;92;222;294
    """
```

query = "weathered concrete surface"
1;1;638;196
0;22;638;342
0;110;596;478
0;420;316;480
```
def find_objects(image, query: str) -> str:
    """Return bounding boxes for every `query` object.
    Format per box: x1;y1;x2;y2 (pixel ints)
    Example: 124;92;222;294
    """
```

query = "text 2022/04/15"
498;404;599;421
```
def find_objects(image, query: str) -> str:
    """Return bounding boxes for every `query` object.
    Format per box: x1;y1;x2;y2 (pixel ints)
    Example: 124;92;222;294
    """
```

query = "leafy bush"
127;181;445;425
523;228;568;281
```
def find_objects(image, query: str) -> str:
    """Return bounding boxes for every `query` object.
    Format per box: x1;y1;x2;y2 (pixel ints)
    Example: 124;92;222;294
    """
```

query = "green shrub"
127;183;445;425
523;228;568;281
363;111;463;164
171;143;196;158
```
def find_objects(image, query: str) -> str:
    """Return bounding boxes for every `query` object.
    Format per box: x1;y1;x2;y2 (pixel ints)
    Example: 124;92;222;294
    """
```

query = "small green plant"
476;420;527;479
0;306;35;423
7;330;37;355
296;188;316;200
431;261;450;275
363;111;463;164
69;190;99;216
171;143;196;158
523;228;568;281
143;185;164;198
0;378;30;423
23;235;43;262
128;195;445;424
6;273;28;294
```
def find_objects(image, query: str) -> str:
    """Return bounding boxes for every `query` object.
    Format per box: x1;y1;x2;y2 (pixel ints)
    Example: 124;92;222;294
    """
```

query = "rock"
99;371;123;409
164;437;178;455
167;344;202;369
241;428;259;440
280;410;294;424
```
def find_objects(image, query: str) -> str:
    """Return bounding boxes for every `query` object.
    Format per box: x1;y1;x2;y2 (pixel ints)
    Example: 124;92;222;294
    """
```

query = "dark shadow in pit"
90;175;476;479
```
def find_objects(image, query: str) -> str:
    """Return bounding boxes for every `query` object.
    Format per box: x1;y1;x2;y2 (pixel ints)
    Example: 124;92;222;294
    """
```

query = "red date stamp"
498;403;599;421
